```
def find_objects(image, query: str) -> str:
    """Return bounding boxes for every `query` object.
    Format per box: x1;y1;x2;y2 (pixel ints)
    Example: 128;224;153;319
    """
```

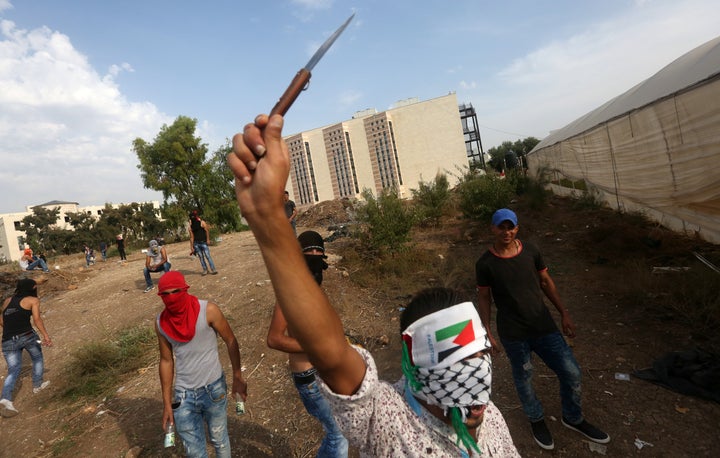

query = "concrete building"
285;93;481;206
0;200;160;263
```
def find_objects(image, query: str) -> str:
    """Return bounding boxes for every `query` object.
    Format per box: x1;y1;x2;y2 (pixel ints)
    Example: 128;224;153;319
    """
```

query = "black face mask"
15;279;38;298
304;254;328;285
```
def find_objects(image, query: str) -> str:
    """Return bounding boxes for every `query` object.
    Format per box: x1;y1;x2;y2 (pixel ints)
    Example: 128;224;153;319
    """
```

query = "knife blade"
270;13;355;117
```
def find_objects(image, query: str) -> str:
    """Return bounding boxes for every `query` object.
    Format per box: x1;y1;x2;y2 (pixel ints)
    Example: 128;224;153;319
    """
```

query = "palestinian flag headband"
402;302;490;370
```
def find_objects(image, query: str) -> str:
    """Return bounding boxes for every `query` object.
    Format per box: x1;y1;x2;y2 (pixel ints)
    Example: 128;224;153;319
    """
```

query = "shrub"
411;173;451;227
456;172;515;221
355;187;415;253
63;325;156;399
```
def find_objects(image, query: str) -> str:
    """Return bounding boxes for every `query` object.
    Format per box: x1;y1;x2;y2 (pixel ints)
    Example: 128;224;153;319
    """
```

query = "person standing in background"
99;241;108;261
284;191;298;235
1;279;52;417
116;234;127;261
189;210;218;276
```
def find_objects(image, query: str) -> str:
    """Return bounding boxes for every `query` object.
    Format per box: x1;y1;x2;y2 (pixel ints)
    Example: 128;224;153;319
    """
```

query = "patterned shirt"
320;347;520;457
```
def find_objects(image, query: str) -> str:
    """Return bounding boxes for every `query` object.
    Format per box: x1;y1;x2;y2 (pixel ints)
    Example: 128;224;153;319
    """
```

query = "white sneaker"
33;380;51;394
0;398;19;417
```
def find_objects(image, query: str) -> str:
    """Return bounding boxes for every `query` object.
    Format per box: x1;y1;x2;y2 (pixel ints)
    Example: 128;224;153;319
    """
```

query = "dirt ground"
1;195;719;457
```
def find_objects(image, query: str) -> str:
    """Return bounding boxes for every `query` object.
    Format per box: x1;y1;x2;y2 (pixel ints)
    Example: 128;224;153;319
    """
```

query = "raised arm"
266;303;304;353
227;114;365;395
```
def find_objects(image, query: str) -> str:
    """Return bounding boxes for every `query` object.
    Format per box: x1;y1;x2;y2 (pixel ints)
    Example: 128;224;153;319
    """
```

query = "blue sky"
1;0;718;213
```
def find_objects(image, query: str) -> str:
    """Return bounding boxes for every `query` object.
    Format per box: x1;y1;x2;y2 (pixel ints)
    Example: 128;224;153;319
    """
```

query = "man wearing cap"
475;208;609;450
266;231;348;457
227;113;519;456
155;271;247;458
143;239;171;293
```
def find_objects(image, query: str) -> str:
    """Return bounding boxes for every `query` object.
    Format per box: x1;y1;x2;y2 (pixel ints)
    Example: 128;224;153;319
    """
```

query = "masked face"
415;353;492;420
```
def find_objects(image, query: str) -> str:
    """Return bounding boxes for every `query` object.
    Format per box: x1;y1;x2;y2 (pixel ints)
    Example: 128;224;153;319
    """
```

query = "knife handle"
270;69;312;117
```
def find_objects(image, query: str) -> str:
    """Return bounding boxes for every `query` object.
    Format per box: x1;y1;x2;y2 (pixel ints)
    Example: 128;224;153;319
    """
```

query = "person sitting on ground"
155;271;247;458
143;239;171;293
228;113;520;456
19;251;50;273
267;230;348;457
1;279;53;417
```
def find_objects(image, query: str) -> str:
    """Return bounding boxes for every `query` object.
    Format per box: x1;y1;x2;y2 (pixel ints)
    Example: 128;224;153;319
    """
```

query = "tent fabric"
526;35;720;243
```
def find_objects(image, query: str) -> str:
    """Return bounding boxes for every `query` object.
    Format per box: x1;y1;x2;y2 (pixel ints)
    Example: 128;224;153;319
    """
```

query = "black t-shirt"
191;219;207;243
475;241;558;340
2;296;33;341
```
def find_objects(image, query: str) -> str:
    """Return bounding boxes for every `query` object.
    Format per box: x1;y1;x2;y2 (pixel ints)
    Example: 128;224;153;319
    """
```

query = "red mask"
158;272;200;342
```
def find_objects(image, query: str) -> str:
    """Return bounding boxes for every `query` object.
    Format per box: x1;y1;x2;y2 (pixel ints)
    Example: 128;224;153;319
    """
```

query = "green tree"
355;187;415;253
456;173;514;221
486;137;540;172
20;207;62;253
411;173;451;227
133;117;240;232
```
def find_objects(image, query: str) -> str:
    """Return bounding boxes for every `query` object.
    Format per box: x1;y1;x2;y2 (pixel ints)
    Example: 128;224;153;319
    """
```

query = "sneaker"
144;285;154;293
0;398;19;417
531;419;554;450
562;417;610;444
210;270;218;275
201;270;208;276
33;380;51;394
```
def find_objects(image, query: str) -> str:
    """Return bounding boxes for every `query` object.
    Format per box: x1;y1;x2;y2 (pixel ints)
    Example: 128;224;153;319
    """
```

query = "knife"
270;13;355;117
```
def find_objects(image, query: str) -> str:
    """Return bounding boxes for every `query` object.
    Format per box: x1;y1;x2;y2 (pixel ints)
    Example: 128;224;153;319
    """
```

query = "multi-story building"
0;200;160;263
284;93;483;206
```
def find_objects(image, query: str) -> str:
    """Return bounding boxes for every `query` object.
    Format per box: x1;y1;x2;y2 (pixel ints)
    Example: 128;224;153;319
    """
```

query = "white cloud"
476;0;720;148
459;80;476;90
291;0;334;10
0;20;171;211
338;90;362;107
0;0;11;14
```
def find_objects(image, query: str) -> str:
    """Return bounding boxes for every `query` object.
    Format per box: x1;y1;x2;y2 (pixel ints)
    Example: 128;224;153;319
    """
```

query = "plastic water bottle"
164;423;175;448
235;393;245;415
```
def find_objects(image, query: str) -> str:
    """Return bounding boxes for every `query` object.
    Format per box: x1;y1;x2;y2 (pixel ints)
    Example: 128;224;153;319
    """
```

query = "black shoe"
562;417;610;444
531;419;554;450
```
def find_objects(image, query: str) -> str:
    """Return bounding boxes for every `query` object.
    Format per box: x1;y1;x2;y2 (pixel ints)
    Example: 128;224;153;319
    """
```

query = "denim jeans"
26;258;50;272
294;370;349;457
143;262;171;287
501;331;583;424
193;242;216;272
2;330;45;401
173;374;231;458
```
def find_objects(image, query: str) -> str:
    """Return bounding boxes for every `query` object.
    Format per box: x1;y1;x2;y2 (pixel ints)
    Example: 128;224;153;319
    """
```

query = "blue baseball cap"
491;208;518;227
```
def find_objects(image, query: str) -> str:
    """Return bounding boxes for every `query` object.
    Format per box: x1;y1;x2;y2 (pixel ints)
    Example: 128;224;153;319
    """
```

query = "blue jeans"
173;374;231;458
193;242;216;272
293;369;348;457
143;262;171;288
26;258;50;272
501;331;583;424
2;330;45;401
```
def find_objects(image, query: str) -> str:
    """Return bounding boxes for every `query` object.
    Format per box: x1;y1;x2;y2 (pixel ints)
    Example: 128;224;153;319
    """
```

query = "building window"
14;221;21;230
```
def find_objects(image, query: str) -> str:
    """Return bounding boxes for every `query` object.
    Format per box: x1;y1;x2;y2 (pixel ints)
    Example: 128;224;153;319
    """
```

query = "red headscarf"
158;271;200;342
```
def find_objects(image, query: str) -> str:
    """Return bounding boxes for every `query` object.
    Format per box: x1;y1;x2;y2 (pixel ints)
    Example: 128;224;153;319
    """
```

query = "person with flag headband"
155;271;247;457
227;113;519;456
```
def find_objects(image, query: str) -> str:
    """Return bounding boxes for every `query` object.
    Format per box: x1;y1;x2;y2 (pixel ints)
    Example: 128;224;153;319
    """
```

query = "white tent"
526;35;720;243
